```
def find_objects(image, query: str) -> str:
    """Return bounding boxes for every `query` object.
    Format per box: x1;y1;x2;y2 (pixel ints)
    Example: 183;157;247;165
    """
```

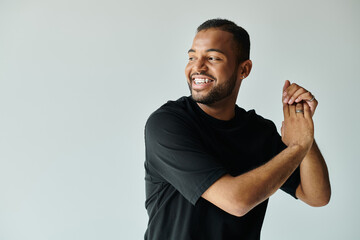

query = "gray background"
0;0;359;239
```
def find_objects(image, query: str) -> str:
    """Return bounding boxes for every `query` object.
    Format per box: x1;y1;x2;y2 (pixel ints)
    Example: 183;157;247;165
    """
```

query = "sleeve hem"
188;169;227;206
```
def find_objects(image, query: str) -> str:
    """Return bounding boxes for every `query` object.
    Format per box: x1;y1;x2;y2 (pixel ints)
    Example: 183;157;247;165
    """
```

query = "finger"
283;102;290;119
289;102;296;117
309;98;318;116
295;102;304;117
298;92;317;116
282;80;290;95
283;83;300;104
289;88;307;104
303;102;311;119
294;91;313;103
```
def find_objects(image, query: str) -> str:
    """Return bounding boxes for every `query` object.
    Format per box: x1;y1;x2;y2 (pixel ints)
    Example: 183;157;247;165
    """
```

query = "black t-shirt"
144;96;300;240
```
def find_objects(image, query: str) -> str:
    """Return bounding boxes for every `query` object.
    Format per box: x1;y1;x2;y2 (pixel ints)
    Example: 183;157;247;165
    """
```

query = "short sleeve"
145;111;227;205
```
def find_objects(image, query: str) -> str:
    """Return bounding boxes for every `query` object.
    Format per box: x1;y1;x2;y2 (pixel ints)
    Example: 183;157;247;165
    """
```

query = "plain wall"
0;0;359;239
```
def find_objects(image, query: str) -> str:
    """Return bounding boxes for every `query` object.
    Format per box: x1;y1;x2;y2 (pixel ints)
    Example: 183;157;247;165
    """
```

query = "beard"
188;71;237;105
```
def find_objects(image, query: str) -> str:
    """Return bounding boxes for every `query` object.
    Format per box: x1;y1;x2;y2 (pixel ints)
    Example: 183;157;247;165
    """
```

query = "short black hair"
197;19;250;62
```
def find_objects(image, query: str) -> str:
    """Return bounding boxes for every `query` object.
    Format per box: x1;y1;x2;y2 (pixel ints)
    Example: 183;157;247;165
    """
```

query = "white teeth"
194;78;212;85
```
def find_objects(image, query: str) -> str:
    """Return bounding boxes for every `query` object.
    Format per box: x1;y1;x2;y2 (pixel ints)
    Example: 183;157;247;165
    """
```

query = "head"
197;19;250;64
185;18;252;105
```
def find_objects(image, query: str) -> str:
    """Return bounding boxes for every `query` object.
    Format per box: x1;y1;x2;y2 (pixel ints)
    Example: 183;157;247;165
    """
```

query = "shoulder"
145;96;194;130
240;108;277;132
145;97;199;139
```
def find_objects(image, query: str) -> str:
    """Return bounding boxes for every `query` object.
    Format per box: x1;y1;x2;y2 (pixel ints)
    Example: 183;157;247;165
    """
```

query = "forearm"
203;144;307;216
203;98;316;216
296;140;331;206
235;144;307;212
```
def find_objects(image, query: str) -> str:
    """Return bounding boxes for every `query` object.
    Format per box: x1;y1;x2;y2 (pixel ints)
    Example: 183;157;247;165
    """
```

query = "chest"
197;122;276;176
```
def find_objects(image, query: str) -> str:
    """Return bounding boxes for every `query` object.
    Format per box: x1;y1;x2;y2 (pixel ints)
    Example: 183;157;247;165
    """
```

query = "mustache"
190;72;216;80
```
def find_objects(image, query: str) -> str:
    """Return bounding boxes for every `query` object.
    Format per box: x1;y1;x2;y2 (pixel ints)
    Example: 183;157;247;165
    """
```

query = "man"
144;19;331;240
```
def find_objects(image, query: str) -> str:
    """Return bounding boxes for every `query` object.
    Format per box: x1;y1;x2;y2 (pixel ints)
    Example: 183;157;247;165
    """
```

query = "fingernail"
283;91;287;96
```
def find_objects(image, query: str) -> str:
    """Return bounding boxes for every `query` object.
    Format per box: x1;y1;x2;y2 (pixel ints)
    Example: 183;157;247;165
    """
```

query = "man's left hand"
282;80;318;116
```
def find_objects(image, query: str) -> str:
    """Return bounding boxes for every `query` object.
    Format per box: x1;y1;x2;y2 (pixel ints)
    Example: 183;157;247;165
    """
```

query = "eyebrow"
187;48;225;54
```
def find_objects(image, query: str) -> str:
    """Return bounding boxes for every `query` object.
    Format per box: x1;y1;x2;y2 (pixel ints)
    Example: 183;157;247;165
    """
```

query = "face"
185;29;240;105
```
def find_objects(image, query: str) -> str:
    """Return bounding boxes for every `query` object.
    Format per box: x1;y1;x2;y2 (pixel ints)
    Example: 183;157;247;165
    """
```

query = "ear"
237;59;252;79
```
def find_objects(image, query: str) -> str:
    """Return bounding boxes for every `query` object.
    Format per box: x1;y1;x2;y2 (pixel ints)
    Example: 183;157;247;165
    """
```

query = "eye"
208;56;221;61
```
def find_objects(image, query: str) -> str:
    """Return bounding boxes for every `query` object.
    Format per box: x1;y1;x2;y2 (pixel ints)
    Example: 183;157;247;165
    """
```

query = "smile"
193;78;214;85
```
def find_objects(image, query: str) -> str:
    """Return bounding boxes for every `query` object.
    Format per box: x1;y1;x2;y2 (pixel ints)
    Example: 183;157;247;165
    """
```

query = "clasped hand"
281;80;317;152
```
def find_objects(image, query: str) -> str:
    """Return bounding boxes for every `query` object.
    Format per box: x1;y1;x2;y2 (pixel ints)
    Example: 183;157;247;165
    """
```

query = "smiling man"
144;19;331;240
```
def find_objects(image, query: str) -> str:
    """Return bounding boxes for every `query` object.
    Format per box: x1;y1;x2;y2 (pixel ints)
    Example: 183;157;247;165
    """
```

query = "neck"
196;96;237;121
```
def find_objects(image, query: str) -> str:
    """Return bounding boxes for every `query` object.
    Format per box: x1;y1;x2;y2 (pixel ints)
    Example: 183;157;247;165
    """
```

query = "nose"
193;57;208;73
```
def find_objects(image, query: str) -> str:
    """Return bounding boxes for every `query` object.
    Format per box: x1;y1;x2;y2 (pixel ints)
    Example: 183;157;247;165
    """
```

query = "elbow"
232;207;249;217
299;183;331;207
308;199;329;207
317;187;332;207
231;200;254;217
316;193;331;207
307;191;331;207
309;198;330;207
231;192;269;217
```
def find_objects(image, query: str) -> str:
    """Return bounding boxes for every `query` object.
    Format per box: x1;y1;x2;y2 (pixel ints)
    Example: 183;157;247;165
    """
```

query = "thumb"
303;102;311;119
283;80;290;93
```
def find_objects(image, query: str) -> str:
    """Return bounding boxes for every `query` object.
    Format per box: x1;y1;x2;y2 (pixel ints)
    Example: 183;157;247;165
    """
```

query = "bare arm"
296;141;331;206
282;80;331;206
202;145;306;217
202;101;314;217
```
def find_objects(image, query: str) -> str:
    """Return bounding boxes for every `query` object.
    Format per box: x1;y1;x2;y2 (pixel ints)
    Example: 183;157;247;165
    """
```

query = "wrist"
287;144;309;160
